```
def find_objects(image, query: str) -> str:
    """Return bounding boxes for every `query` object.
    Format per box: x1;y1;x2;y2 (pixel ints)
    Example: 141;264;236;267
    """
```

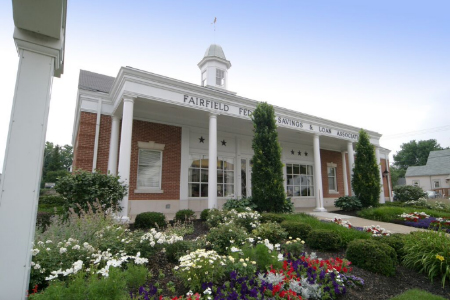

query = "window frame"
412;180;420;187
433;179;441;189
188;154;235;198
216;68;225;86
327;163;338;193
135;141;165;194
285;163;315;197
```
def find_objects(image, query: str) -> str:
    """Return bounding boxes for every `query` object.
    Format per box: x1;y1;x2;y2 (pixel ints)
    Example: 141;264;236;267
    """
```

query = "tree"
389;166;405;188
251;102;288;212
393;139;444;170
352;129;381;207
41;142;73;186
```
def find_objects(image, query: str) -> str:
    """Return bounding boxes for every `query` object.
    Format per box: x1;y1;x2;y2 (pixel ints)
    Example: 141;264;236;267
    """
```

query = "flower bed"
327;217;391;237
398;212;450;233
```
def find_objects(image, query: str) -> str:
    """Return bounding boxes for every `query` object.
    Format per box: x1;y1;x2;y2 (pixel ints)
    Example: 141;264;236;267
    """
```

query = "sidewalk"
296;207;423;234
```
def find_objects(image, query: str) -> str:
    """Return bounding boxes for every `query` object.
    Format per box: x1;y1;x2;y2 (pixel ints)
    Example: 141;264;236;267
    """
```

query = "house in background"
405;149;450;196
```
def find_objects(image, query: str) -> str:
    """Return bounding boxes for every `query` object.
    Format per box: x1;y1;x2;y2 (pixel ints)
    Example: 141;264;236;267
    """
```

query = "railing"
432;188;450;199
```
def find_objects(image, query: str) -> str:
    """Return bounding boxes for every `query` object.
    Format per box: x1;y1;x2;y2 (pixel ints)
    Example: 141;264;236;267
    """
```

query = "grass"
282;213;372;247
357;206;450;222
389;289;447;300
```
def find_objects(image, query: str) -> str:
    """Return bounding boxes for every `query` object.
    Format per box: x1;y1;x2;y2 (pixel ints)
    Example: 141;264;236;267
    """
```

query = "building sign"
182;94;358;141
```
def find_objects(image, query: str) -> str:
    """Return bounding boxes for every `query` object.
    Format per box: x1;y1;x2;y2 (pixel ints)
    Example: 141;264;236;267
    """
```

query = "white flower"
72;245;80;250
204;287;212;295
230;247;240;253
46;240;53;244
31;249;39;256
59;247;67;254
46;248;51;251
45;274;58;281
34;264;41;270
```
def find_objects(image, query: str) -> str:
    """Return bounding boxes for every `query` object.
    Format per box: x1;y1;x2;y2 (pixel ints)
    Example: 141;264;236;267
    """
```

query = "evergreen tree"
352;129;381;207
251;102;287;212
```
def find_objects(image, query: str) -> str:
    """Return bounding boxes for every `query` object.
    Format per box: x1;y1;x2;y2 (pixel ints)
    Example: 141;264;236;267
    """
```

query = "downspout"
92;99;102;172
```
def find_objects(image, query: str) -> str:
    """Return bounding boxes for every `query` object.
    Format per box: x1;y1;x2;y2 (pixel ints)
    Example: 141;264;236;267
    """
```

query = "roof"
406;149;450;177
78;70;115;93
204;44;226;60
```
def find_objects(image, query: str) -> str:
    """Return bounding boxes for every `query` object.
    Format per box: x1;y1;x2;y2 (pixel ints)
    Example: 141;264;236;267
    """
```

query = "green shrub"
283;213;371;247
206;224;248;254
223;197;257;211
389;289;447;300
134;212;166;230
205;208;261;233
175;209;196;222
252;221;287;244
165;241;192;263
307;229;342;251
281;238;305;257
280;220;312;240
260;213;287;223
358;206;450;223
242;243;282;271
373;234;407;261
200;209;210;221
55;170;127;216
403;230;450;287
393;185;427;202
334;196;362;211
346;239;397;276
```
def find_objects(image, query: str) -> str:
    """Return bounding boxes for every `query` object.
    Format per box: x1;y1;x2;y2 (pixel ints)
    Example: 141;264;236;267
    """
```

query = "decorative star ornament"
221;140;227;146
298;151;301;156
199;136;205;143
291;150;294;155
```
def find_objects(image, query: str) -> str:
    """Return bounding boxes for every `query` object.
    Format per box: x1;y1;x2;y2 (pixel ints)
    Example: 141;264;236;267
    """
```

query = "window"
202;71;207;86
412;180;420;187
286;164;314;197
188;154;234;197
137;150;162;189
216;69;225;86
433;180;441;188
327;165;338;192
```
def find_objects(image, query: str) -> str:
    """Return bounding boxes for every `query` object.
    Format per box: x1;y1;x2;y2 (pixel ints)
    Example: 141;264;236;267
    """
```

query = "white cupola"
198;44;231;90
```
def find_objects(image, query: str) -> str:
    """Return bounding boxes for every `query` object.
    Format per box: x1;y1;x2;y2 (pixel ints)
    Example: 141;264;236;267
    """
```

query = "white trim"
134;188;164;194
138;141;165;151
92;99;102;172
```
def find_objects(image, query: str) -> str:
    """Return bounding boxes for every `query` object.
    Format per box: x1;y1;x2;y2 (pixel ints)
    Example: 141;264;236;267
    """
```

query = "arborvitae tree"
251;102;286;212
352;129;381;207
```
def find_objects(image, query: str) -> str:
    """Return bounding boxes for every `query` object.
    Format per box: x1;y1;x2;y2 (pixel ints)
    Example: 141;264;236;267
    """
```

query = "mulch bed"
146;219;450;299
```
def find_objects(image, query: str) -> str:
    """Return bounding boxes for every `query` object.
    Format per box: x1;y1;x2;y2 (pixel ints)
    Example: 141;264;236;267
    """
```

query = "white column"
208;113;218;208
347;142;355;195
235;137;241;198
179;127;190;209
341;151;349;196
117;97;135;218
313;134;326;212
92;99;102;172
107;115;120;175
375;148;385;204
0;50;54;298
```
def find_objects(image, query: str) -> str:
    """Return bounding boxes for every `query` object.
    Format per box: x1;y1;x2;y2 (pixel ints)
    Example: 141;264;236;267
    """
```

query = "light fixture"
383;170;389;178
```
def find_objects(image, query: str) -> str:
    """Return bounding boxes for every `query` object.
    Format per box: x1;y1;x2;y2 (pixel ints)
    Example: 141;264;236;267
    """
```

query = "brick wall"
96;115;112;174
72;112;96;171
129;120;181;200
320;149;345;198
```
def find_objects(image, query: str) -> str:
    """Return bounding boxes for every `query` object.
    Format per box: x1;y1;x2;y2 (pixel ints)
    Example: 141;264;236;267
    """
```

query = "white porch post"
347;142;355;195
208;113;218;208
117;97;135;218
386;154;393;202
313;134;326;212
375;148;386;204
107;115;120;175
341;151;349;196
0;46;59;298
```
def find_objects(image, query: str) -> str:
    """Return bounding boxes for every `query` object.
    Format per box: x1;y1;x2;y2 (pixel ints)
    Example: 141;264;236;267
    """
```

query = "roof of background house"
406;149;450;177
78;70;115;93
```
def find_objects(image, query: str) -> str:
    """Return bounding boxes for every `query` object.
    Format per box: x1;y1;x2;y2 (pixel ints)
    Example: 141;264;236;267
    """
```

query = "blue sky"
1;1;450;170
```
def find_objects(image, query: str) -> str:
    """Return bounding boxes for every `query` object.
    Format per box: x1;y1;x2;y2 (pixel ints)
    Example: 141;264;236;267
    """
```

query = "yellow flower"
436;254;445;262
